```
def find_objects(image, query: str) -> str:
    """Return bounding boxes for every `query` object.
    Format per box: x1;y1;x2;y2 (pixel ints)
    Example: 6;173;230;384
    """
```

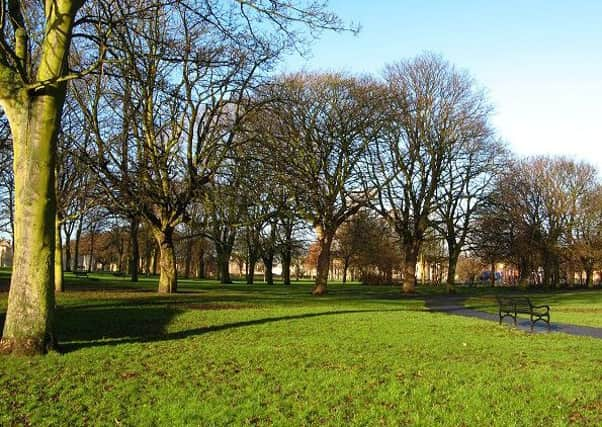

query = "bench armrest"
532;304;550;311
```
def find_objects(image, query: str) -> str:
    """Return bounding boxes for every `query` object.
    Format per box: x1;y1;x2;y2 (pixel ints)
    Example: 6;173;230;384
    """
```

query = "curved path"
424;296;602;339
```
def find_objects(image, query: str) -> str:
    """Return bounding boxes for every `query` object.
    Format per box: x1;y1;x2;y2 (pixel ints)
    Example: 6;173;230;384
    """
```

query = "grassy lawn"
0;273;601;426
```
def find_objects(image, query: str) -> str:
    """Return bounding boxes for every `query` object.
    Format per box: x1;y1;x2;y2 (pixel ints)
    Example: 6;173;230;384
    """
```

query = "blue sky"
281;0;602;170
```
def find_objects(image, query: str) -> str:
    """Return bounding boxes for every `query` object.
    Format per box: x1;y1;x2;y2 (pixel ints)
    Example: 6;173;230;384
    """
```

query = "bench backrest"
496;296;532;311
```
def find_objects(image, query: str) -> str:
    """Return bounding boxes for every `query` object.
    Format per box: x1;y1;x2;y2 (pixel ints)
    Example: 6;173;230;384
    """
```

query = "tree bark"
518;257;530;286
0;0;81;355
74;215;83;270
129;216;139;282
89;224;96;272
281;245;292;285
342;257;350;285
0;97;61;355
217;249;232;284
197;248;205;279
263;253;274;286
152;245;159;275
312;228;334;295
64;227;72;272
402;244;420;293
152;226;177;293
246;258;257;284
566;262;575;288
446;244;460;294
55;216;64;293
215;235;235;284
183;238;193;279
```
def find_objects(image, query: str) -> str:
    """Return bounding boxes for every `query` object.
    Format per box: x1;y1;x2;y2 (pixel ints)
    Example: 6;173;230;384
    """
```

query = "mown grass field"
1;270;601;426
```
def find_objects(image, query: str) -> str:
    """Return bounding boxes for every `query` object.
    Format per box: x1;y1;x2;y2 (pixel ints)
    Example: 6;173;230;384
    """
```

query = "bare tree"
433;122;504;292
474;156;600;287
370;53;490;293
258;73;384;295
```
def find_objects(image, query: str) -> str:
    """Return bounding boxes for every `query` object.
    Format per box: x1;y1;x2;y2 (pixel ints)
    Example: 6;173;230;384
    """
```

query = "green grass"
1;274;601;426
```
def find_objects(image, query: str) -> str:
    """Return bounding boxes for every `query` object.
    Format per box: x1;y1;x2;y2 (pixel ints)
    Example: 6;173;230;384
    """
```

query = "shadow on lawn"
0;279;423;353
54;305;413;353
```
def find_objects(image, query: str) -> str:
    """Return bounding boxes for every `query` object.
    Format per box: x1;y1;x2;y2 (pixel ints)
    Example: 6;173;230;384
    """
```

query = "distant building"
0;239;13;268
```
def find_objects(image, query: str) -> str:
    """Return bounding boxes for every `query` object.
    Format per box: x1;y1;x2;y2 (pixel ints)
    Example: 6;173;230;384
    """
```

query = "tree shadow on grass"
0;280;424;354
55;305;415;353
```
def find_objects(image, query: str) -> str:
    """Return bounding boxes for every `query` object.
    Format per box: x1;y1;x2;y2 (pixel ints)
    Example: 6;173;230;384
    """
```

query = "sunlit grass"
1;274;601;426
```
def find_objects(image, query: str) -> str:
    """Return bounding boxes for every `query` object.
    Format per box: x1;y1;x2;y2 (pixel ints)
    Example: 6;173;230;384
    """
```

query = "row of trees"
0;0;351;355
476;157;602;287
2;48;503;297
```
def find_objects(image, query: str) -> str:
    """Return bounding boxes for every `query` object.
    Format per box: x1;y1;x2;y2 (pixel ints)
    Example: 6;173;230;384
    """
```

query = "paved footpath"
425;296;602;339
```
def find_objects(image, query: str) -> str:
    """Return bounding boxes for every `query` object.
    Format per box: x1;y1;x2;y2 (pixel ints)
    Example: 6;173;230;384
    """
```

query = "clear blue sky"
281;0;602;170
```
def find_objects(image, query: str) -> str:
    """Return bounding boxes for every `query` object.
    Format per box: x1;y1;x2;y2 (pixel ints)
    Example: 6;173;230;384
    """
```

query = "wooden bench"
73;270;89;278
496;296;550;330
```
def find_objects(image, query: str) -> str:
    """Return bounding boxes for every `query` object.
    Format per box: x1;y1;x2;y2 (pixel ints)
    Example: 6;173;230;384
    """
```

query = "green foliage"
0;274;601;426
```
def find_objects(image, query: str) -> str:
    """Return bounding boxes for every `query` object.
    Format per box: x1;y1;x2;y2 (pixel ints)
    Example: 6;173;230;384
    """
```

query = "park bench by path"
496;296;550;330
425;296;601;338
74;270;89;278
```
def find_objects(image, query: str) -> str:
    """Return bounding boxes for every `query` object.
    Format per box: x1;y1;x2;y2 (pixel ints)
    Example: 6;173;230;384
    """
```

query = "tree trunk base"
312;284;327;296
401;283;415;294
0;334;57;356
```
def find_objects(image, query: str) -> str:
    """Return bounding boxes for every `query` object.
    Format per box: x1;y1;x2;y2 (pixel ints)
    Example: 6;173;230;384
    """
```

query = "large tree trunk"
153;226;177;293
152;244;159;276
183;238;193;279
342;257;350;285
281;245;292;286
215;235;235;284
518;257;530;286
312;227;334;296
263;253;274;286
402;244;420;293
215;243;233;284
217;249;232;284
129;217;139;282
63;227;73;272
0;0;80;356
88;225;96;272
446;243;460;294
55;216;64;293
1;99;62;354
566;262;575;288
73;215;83;270
246;257;257;284
584;260;594;288
197;248;206;279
